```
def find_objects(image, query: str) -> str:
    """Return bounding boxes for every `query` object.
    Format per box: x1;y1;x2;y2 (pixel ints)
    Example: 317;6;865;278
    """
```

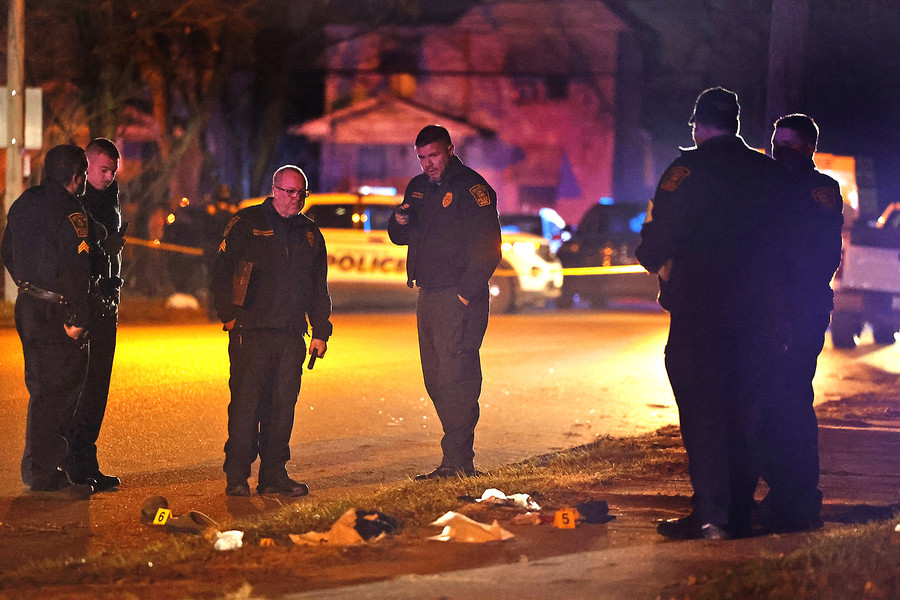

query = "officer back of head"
689;87;740;134
43;144;88;187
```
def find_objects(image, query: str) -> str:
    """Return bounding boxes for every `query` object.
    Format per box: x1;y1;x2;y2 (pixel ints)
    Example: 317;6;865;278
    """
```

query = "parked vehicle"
555;202;658;308
500;208;570;254
239;193;563;312
831;202;900;347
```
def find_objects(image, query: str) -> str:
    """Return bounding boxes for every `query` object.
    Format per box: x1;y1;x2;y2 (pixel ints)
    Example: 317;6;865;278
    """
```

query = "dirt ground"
0;427;693;599
1;373;899;599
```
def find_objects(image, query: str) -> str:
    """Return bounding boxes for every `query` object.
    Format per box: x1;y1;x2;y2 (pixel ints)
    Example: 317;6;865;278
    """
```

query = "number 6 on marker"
153;508;172;525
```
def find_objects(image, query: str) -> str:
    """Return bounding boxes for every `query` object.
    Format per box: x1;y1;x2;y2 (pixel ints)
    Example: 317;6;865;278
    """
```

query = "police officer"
212;165;332;497
759;114;843;532
388;125;502;480
63;138;125;491
2;144;94;497
636;88;788;539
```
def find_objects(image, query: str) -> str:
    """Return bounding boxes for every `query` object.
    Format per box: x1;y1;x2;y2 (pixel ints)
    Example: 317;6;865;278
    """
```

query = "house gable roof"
291;95;494;144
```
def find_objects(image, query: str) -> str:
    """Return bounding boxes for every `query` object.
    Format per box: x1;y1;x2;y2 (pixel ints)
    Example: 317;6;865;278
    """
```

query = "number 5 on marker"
554;508;577;529
153;508;172;525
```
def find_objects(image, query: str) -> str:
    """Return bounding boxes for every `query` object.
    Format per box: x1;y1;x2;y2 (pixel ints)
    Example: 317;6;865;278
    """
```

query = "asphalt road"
0;307;896;497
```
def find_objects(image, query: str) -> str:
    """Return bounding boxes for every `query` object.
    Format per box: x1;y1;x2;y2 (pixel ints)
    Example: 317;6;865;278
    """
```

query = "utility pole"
765;0;810;144
4;0;25;302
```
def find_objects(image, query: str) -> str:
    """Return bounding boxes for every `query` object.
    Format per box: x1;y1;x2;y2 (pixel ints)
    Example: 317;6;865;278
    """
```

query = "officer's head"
85;137;120;191
43;144;88;197
415;124;454;183
271;165;309;218
772;114;818;172
689;87;740;144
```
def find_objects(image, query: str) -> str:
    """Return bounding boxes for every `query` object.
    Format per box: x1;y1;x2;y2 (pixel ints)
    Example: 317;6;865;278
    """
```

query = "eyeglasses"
274;186;309;198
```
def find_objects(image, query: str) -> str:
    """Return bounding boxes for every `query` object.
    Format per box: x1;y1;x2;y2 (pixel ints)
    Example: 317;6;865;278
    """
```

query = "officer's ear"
66;172;86;195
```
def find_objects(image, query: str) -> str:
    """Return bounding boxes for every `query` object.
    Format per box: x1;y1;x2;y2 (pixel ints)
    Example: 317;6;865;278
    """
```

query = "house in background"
296;0;652;224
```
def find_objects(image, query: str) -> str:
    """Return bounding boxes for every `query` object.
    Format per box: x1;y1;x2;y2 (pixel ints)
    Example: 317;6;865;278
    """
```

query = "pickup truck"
831;202;900;348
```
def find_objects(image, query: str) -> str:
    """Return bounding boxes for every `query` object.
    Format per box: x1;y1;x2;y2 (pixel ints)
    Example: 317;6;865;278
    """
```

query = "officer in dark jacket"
388;125;502;480
636;88;788;539
2;144;94;497
759;114;843;532
212;165;332;497
63;138;125;491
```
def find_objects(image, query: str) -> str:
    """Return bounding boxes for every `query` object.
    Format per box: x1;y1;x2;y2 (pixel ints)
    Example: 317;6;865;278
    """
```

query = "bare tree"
765;0;811;138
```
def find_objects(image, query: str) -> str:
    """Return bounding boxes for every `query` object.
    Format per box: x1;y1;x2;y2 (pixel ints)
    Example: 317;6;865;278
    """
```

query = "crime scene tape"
560;264;649;276
123;237;204;256
122;237;651;278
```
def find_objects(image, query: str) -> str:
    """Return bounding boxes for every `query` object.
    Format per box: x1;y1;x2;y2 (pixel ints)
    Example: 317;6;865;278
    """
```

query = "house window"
512;76;541;104
545;75;569;100
380;38;420;73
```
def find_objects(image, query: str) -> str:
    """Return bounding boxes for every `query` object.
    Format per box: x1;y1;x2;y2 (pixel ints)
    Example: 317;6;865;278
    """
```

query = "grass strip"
663;520;900;600
0;434;663;587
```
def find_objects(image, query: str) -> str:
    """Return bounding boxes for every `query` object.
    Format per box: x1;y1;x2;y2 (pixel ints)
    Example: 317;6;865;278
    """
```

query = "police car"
257;193;563;312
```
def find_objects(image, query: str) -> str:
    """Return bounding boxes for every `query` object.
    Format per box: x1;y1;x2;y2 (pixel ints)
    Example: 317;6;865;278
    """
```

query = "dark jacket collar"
680;133;751;154
261;196;315;225
435;155;465;186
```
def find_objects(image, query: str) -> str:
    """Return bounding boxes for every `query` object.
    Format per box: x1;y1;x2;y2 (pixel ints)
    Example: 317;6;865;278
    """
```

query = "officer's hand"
223;319;236;331
394;203;410;225
309;338;327;359
657;259;673;282
64;324;85;340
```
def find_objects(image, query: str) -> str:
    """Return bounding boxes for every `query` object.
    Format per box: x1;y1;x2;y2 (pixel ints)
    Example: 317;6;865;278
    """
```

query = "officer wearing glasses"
212;165;332;498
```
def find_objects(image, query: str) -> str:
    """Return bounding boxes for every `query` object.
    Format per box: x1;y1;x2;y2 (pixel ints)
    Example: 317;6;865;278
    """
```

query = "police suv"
296;193;563;312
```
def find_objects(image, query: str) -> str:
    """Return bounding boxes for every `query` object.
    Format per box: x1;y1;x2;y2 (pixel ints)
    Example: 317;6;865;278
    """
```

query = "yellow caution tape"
124;236;204;256
561;265;649;276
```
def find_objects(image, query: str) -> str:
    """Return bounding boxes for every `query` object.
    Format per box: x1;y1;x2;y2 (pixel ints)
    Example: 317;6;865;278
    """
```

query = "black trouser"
416;287;490;470
664;317;777;531
64;310;117;480
760;311;828;527
224;328;305;485
15;295;89;490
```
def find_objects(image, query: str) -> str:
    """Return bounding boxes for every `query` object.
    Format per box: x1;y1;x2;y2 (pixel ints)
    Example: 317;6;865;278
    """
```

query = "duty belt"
17;281;67;305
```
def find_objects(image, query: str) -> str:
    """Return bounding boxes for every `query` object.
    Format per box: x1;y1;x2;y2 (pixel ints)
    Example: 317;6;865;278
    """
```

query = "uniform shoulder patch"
223;215;240;237
307;231;315;246
811;186;840;211
659;166;691;193
68;212;89;238
442;192;453;207
469;184;491;207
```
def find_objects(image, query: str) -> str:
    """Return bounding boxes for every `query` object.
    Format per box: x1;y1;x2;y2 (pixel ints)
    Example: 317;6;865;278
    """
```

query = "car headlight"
502;241;539;255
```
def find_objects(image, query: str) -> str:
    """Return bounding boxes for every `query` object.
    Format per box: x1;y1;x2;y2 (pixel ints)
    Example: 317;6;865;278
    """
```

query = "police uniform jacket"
387;155;501;301
1;183;92;327
212;197;333;340
635;134;789;326
783;159;843;317
82;180;123;299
